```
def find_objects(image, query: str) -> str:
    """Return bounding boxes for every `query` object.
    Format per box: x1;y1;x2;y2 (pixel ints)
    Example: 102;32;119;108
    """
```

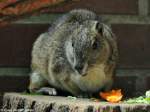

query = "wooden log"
1;93;150;112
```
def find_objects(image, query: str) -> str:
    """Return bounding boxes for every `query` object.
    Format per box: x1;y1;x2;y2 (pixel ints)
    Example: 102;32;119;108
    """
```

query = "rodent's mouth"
75;70;87;76
80;72;88;76
74;63;88;76
79;71;88;76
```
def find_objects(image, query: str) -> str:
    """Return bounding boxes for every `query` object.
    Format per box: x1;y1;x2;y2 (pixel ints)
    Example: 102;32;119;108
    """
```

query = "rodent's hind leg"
36;87;57;96
29;72;49;93
29;72;57;95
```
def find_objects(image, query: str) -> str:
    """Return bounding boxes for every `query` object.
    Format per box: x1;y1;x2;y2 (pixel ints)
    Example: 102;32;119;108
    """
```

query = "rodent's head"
65;20;112;76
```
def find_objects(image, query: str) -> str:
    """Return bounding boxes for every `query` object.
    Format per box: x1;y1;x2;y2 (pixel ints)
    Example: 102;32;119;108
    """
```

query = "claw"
36;87;57;96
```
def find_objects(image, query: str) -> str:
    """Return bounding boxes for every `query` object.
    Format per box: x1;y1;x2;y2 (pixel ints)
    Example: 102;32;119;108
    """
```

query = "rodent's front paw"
36;87;57;96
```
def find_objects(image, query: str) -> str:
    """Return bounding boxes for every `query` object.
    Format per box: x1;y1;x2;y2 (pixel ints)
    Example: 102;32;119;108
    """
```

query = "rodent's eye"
72;42;74;47
96;22;103;35
92;41;98;50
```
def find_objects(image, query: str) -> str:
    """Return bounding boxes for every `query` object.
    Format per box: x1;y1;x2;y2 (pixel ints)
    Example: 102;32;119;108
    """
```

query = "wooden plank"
0;24;49;67
2;93;150;112
0;24;150;68
112;24;150;68
0;76;29;92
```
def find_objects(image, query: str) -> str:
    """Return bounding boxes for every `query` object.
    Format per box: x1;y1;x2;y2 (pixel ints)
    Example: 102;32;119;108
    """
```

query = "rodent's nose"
75;65;83;73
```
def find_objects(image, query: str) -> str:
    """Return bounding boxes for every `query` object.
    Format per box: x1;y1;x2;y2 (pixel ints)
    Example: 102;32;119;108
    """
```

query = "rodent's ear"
101;23;114;39
96;22;113;39
96;22;103;36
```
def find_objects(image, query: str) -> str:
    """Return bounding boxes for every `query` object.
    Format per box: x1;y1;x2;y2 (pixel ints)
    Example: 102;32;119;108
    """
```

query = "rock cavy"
29;9;118;97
